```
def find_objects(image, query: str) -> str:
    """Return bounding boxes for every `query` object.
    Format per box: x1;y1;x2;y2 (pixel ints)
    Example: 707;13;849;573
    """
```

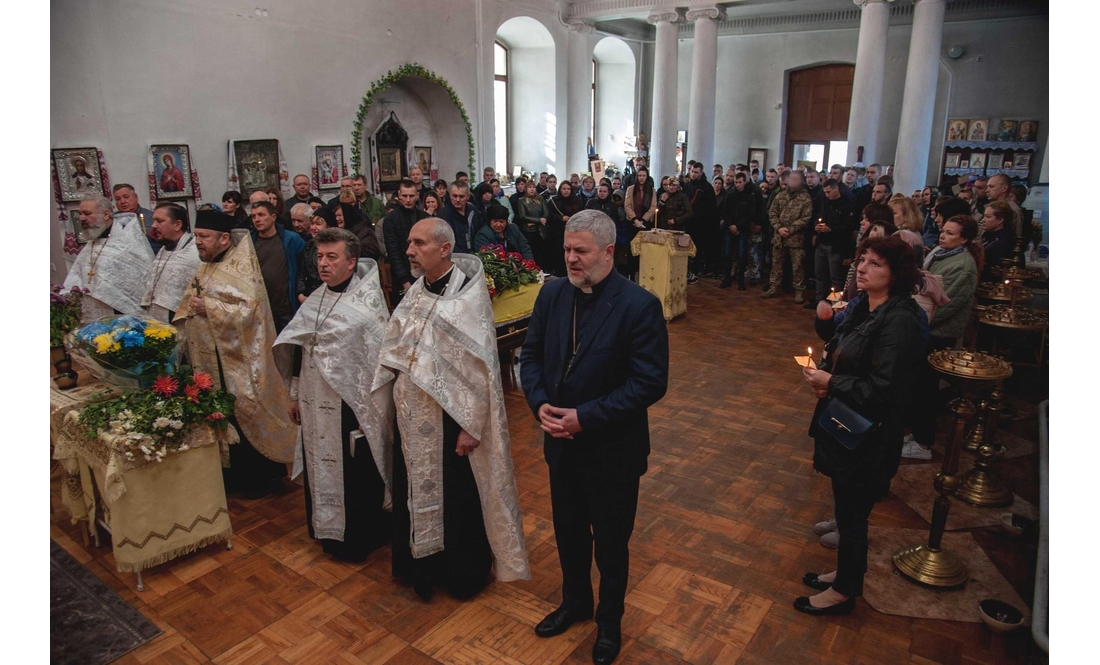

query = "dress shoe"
802;572;833;591
534;606;592;638
592;624;621;665
793;595;855;616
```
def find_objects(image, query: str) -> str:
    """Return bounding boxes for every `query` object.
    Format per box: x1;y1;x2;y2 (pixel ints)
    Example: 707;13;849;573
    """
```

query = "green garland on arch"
351;63;475;177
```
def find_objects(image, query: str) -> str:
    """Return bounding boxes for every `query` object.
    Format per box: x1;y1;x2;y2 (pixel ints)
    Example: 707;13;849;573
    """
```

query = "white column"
845;0;893;166
566;22;594;176
893;0;946;196
648;11;682;178
685;6;725;172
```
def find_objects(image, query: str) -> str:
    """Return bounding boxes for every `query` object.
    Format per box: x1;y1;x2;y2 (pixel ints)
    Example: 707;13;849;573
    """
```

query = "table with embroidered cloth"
630;229;696;321
52;400;237;586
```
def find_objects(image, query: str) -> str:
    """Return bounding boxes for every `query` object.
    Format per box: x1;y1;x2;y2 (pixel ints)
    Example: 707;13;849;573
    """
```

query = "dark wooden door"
784;64;854;165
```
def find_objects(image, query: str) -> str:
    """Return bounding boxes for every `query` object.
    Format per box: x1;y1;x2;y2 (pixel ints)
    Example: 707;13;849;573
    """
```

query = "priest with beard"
174;210;297;498
141;202;201;323
372;217;530;601
64;194;155;323
276;228;394;562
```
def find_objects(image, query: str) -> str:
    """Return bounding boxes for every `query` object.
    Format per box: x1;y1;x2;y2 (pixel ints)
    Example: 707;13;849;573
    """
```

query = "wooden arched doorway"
784;64;854;170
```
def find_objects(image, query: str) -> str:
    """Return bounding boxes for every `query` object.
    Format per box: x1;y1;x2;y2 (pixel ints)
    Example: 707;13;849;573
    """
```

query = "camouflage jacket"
768;188;814;248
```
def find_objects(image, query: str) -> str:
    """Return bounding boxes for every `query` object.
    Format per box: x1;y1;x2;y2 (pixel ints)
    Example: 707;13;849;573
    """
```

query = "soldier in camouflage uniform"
762;170;813;304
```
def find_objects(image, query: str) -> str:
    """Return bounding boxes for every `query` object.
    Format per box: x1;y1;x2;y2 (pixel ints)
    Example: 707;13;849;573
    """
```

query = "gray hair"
314;227;360;261
565;209;616;248
449;180;470;193
423;217;455;253
81;193;113;217
289;202;313;219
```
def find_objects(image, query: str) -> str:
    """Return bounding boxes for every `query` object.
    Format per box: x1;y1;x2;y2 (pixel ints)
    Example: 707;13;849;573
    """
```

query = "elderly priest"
141;203;201;323
373;217;530;601
275;228;394;562
64;194;154;323
174;209;297;498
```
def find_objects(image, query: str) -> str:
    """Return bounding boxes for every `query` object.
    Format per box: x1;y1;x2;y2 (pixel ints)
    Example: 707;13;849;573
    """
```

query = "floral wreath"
351;63;475;176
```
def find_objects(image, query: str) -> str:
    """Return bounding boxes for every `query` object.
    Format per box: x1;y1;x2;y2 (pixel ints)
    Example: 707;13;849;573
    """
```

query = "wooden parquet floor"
51;279;1044;665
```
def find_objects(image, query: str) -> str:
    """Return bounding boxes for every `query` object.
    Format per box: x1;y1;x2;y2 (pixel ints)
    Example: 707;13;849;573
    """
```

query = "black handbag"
817;398;878;451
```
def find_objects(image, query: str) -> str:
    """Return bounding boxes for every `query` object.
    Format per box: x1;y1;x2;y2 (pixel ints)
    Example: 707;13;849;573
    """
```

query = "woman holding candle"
800;234;924;615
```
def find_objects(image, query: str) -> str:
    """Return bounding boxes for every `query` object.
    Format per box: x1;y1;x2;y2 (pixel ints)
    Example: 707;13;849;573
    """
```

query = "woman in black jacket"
546;181;583;276
798;234;924;616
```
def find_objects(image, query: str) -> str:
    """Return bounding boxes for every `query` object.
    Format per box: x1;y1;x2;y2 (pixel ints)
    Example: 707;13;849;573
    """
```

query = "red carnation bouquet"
474;244;542;300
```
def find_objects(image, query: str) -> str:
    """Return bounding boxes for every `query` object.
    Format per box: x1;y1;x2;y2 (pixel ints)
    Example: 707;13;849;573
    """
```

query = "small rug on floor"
863;527;1031;624
51;540;161;665
891;459;1037;530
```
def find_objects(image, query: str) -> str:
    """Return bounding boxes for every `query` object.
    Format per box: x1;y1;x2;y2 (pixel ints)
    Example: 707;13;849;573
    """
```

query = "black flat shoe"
534;606;592;638
793;595;856;616
802;572;833;591
592;624;622;665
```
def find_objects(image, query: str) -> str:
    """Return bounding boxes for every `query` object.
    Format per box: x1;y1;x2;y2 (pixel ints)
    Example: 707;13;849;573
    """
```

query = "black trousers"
830;479;880;597
814;243;847;301
910;335;957;447
549;459;640;626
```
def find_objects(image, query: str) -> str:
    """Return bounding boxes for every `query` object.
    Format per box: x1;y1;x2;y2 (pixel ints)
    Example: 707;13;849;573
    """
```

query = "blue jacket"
439;203;483;254
250;224;305;315
520;270;669;478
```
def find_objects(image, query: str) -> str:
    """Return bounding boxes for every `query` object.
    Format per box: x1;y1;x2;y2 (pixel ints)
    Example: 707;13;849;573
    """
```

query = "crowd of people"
61;146;1036;659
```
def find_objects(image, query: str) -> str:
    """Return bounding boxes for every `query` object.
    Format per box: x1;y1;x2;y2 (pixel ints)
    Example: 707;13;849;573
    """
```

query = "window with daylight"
590;59;597;149
494;41;509;175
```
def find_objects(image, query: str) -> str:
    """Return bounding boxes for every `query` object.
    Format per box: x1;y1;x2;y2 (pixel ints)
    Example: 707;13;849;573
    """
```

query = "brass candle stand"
893;350;1012;587
977;305;1049;374
956;389;1014;506
976;281;1033;307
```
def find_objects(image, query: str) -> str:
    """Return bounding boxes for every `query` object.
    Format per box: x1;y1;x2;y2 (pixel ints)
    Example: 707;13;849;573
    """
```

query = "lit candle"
1006;280;1016;309
806;347;814;369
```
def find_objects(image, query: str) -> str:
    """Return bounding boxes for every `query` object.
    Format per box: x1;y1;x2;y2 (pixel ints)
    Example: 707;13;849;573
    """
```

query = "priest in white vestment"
141;203;201;323
275;228;394;562
63;195;154;323
373;218;529;601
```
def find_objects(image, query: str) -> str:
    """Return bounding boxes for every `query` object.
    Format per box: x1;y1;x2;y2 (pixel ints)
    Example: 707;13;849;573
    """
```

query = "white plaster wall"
664;16;1046;183
50;0;484;282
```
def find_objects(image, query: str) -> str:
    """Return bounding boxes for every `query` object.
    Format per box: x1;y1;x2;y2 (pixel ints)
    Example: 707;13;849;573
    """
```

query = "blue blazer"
520;270;669;478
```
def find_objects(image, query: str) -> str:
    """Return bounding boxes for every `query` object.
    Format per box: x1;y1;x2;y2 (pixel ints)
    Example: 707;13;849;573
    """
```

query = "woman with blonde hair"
888;197;923;235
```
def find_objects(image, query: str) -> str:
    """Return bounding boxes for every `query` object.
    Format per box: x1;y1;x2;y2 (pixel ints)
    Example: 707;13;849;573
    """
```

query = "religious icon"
69;208;88;244
1012;153;1031;170
151;144;193;199
315;145;343;189
413;146;432;175
947;119;969;142
945;153;961;168
997;120;1017;142
968;119;989;142
378;147;402;182
748;148;768;171
1018;120;1038;143
233;139;280;197
53;147;102;202
960;160;970;169
988;153;1005;170
969;152;986;170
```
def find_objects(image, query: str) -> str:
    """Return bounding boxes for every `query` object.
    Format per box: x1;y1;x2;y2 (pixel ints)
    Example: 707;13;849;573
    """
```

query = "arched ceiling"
496;16;555;48
593;36;634;65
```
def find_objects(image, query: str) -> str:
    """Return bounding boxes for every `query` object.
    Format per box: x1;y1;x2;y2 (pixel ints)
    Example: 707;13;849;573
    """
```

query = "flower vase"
51;346;79;390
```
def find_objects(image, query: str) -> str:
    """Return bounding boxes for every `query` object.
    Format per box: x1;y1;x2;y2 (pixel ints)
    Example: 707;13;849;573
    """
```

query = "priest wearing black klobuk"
174;209;297;498
275;227;394;562
372;217;530;600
